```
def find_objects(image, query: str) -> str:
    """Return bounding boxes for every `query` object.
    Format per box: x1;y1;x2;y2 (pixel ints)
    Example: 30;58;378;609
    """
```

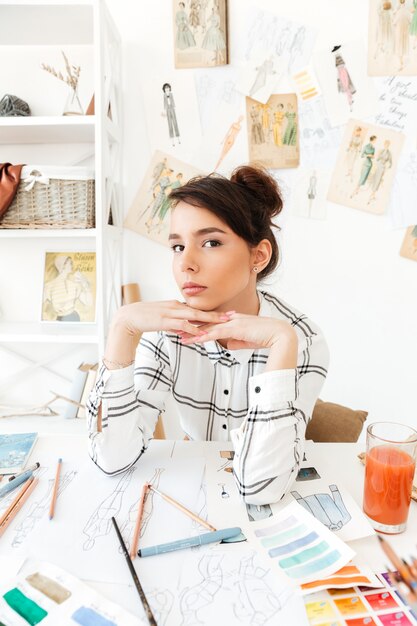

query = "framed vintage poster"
173;0;228;69
327;119;404;215
124;150;205;246
246;93;300;169
41;251;96;322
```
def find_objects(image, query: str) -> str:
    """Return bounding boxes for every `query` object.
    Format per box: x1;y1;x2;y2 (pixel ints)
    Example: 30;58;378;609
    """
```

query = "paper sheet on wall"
387;151;417;229
0;560;145;626
243;500;355;586
298;97;342;167
0;437;205;586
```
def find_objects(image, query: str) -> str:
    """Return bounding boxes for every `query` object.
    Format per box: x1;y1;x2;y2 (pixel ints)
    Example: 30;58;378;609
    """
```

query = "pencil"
0;475;36;526
49;458;62;520
130;482;150;559
149;485;216;532
377;535;417;595
0;478;38;538
111;516;157;626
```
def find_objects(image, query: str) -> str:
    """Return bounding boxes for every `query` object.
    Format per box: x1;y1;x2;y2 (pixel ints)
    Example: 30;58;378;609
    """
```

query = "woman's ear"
252;239;272;273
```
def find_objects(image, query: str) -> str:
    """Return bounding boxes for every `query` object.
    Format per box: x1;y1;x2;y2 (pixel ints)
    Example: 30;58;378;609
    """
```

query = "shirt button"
255;386;261;393
224;389;229;395
225;352;231;357
222;424;227;430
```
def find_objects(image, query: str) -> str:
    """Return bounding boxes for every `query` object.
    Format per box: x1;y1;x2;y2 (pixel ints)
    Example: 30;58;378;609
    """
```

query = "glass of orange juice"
363;422;417;534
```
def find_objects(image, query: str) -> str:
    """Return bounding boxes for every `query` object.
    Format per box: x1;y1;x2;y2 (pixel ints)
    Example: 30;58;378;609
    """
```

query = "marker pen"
138;527;242;558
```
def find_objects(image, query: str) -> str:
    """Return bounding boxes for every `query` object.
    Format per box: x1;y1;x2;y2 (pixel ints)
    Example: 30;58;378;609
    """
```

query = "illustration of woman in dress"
189;0;200;31
201;6;226;64
176;2;196;50
410;0;417;49
307;170;317;216
162;83;180;147
144;168;174;231
282;102;297;146
351;135;377;197
249;57;276;98
333;47;356;111
214;115;244;171
376;1;393;56
393;0;412;70
42;255;93;322
272;103;285;147
345;126;363;181
368;139;392;203
250;105;264;145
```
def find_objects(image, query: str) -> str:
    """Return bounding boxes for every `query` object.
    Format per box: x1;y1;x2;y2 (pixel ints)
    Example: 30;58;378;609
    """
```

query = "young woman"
87;166;329;505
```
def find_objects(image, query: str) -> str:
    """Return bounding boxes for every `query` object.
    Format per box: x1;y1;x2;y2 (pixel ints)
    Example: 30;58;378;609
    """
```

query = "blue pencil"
138;526;242;557
0;470;33;499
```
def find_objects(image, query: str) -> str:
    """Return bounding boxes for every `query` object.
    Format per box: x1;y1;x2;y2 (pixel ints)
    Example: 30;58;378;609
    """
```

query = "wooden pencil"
130;482;150;559
149;485;216;532
0;475;35;526
0;478;39;538
49;458;62;520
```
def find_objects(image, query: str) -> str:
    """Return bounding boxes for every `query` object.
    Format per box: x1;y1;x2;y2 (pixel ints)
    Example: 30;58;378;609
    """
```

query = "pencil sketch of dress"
393;2;412;69
335;53;356;111
273;107;285;147
162;85;180;145
202;10;226;63
282;108;297;146
358;141;376;186
376;1;394;55
179;554;223;624
176;7;196;50
369;144;392;203
234;553;283;624
346;131;362;179
250;106;264;144
307;171;317;215
189;0;200;30
291;484;351;531
249;57;275;97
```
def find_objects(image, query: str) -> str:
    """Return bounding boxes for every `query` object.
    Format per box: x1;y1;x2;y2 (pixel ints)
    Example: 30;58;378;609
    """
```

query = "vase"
63;85;83;116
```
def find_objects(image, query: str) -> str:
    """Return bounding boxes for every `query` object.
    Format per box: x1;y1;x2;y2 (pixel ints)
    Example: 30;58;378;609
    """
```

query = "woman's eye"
171;244;184;253
203;240;221;248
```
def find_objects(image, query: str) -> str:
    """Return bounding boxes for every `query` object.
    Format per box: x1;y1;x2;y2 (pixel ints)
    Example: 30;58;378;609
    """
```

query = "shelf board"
0;116;95;144
0;322;99;344
0;228;97;238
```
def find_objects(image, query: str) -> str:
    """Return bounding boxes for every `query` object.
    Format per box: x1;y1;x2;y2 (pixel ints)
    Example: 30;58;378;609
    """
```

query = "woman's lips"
183;285;207;296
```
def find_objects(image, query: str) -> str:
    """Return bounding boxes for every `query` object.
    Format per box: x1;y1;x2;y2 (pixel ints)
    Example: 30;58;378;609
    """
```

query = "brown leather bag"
0;162;24;219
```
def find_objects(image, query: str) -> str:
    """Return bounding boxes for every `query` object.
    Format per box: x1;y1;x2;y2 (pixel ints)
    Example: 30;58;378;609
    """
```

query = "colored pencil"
0;475;36;526
149;485;216;532
111;516;157;626
8;462;40;482
0;469;34;499
0;478;38;538
377;535;417;596
130;482;150;559
49;458;62;520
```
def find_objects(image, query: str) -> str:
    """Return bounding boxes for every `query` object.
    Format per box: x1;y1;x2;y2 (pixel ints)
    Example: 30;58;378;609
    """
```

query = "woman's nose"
179;249;199;273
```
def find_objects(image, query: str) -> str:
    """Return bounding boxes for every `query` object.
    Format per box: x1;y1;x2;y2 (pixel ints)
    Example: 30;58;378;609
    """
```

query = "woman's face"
170;201;256;312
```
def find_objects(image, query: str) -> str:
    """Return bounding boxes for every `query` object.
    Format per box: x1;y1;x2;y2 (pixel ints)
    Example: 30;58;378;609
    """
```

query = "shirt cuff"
101;362;135;391
249;368;297;406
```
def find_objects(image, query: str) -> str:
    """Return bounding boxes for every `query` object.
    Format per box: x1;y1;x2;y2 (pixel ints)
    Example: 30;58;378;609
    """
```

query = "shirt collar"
205;291;271;365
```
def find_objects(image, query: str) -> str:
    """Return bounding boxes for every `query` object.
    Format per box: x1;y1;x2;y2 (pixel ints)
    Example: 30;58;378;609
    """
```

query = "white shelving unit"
0;0;123;399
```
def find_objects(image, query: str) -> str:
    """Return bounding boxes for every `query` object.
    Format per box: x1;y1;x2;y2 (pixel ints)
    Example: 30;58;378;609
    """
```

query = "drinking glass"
363;422;417;534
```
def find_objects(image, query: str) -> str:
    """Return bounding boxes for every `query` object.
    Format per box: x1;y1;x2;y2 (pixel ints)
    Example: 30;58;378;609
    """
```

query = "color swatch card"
301;563;382;594
244;500;355;586
0;560;146;625
303;571;417;626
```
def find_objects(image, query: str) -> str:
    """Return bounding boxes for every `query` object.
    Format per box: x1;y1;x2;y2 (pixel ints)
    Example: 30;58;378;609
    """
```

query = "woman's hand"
180;313;299;371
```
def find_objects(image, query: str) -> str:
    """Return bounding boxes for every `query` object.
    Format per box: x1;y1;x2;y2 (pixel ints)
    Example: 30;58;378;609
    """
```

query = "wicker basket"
0;165;95;229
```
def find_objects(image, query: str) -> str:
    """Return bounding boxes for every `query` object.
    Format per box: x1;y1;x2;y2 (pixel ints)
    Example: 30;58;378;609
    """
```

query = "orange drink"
363;423;417;534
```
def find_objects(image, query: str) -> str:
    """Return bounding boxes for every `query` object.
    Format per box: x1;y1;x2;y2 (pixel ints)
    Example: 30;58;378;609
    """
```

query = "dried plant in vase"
41;51;83;115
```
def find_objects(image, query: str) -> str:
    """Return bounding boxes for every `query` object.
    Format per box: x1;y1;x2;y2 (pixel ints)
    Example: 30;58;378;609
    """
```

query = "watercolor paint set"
0;561;145;625
303;571;417;626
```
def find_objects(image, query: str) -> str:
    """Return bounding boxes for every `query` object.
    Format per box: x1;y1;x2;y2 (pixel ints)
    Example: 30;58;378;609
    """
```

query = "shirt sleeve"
87;332;172;474
230;325;329;506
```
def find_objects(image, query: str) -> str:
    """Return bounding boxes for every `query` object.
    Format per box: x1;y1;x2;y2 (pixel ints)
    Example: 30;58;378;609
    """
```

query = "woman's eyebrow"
168;227;227;241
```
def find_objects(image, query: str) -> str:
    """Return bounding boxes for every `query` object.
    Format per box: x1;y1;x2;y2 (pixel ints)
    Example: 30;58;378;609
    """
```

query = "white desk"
1;435;416;620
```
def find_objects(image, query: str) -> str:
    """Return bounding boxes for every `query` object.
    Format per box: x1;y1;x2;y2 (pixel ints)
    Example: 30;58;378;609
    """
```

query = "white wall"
104;0;417;438
1;0;416;439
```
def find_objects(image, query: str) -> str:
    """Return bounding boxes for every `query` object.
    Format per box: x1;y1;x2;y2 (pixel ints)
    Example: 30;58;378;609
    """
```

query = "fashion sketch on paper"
345;126;363;181
411;0;417;49
393;0;412;70
351;135;377;197
375;1;394;56
250;105;264;144
162;83;180;146
368;140;392;204
201;6;226;64
291;484;352;531
144;167;183;233
249;56;276;98
307;171;317;216
282;102;297;146
189;0;200;31
175;2;196;50
214;114;244;171
273;104;285;147
333;46;356;111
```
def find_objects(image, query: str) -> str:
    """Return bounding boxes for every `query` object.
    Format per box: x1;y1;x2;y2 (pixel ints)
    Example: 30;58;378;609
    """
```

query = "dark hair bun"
230;165;283;219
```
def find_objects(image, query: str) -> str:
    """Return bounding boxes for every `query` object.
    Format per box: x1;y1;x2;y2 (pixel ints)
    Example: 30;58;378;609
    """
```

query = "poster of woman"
173;0;228;69
369;0;417;75
41;252;96;322
327;119;404;215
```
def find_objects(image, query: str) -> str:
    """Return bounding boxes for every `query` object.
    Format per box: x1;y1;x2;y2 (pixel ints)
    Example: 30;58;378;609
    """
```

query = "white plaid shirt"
87;291;329;505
